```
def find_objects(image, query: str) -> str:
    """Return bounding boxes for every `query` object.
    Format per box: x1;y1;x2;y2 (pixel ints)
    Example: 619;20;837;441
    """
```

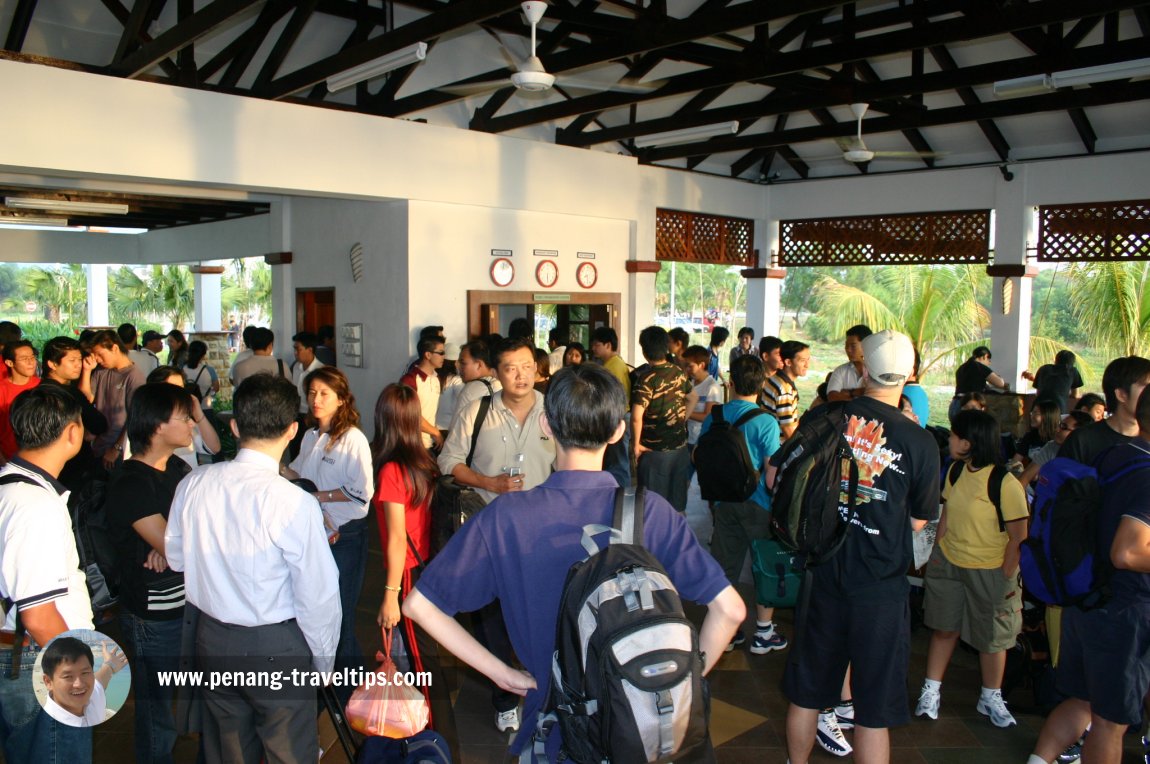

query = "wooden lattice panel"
1038;200;1150;262
779;210;991;266
655;209;755;266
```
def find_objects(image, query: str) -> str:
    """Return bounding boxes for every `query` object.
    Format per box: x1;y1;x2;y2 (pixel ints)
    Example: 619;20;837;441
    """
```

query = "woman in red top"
371;383;458;756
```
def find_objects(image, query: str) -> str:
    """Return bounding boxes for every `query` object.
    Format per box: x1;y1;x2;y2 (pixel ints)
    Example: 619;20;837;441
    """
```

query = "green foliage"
7;265;88;323
805;264;991;382
109;265;195;330
221;259;272;322
1069;261;1150;358
654;262;747;323
1030;266;1086;345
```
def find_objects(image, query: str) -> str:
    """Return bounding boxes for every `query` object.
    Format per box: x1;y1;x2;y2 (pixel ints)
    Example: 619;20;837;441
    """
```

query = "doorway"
296;288;335;333
466;290;621;346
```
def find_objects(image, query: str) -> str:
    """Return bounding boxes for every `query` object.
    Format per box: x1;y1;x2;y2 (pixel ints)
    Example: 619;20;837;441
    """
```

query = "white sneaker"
834;700;855;730
496;707;521;732
976;690;1017;728
915;684;940;720
816;710;852;757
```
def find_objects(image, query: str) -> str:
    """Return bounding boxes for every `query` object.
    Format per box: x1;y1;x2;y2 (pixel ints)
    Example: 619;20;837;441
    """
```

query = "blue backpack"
356;730;451;764
1020;453;1150;606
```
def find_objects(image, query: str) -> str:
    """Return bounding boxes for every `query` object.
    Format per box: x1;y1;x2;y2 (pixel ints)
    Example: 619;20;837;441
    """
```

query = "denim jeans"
120;610;183;764
330;517;368;704
0;642;92;763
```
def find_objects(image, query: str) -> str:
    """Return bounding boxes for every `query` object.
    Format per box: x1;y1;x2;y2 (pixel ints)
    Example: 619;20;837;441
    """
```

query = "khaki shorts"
923;547;1022;653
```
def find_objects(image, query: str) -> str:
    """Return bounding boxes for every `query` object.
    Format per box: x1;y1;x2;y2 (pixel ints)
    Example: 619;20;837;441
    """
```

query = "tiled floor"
85;481;1146;763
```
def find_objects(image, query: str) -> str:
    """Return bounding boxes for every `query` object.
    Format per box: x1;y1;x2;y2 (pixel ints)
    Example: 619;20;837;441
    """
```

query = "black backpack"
0;472;118;612
528;487;708;764
694;406;769;502
769;402;857;567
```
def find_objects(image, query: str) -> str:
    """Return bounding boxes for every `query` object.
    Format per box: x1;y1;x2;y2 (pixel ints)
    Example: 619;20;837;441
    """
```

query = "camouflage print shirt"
631;361;692;451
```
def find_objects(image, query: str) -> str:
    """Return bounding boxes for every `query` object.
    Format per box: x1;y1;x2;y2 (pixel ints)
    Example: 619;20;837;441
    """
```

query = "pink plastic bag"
345;628;429;738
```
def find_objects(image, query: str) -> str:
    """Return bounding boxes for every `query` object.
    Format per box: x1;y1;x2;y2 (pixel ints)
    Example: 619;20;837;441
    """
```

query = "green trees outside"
0;260;272;335
654;262;747;325
1067;261;1150;358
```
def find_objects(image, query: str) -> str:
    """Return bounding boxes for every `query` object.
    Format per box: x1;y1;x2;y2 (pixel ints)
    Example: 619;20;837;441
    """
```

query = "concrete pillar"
989;164;1037;390
268;199;294;365
744;214;783;339
627;214;658;366
85;263;109;327
190;265;223;332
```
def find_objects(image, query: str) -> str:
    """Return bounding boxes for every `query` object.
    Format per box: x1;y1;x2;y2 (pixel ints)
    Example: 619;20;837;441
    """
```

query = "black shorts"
1056;601;1150;726
782;573;911;728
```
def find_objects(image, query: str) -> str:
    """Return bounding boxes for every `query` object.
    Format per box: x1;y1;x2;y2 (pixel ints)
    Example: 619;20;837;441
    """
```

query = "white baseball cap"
862;330;915;387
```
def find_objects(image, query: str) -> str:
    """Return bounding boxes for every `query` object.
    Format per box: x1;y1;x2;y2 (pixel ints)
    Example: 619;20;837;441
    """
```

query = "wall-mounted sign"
533;249;559;257
535;293;571;302
491;249;512;257
577;251;596;259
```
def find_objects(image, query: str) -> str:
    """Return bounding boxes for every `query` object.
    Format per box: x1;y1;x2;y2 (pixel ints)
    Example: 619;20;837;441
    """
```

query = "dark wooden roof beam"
4;0;39;52
252;1;318;92
927;42;1011;162
261;0;522;100
1068;108;1098;153
98;0;180;78
109;0;265;78
207;0;295;88
112;0;161;64
640;79;1150;162
379;0;848;117
480;0;1143;134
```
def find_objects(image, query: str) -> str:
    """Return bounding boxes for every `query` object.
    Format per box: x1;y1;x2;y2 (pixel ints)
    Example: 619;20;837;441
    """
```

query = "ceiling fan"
835;102;943;163
444;2;656;98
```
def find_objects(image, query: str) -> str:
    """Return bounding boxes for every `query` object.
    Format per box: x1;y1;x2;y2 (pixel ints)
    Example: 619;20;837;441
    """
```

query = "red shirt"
373;461;432;572
0;376;41;458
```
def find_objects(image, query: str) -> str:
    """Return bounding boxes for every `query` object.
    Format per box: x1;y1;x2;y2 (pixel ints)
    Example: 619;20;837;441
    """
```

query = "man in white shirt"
546;328;567;373
232;328;289;387
229;326;258;384
40;637;127;728
0;385;95;762
139;330;164;372
165;374;341;763
120;323;159;375
826;324;872;402
400;336;445;450
451;339;502;430
289;331;326;459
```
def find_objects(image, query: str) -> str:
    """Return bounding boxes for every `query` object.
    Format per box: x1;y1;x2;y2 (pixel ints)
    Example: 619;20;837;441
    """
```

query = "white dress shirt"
164;449;341;672
289;427;372;529
826;361;866;394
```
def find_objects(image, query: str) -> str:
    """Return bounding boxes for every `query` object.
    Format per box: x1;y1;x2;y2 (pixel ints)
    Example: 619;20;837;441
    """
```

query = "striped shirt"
762;371;799;431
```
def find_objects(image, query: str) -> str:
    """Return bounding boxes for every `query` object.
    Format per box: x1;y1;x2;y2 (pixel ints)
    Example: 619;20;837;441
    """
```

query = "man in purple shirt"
404;364;744;760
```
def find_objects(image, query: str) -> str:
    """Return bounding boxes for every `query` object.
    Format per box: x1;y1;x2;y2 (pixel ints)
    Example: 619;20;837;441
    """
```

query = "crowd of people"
0;314;1145;764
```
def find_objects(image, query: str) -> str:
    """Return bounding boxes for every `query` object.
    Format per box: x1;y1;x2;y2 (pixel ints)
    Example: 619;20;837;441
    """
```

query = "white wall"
288;197;410;414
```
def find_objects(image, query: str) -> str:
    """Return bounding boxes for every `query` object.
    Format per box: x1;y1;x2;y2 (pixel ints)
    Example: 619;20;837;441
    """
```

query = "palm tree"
810;264;991;380
19;265;87;323
1069;261;1150;357
221;258;272;324
109;265;195;330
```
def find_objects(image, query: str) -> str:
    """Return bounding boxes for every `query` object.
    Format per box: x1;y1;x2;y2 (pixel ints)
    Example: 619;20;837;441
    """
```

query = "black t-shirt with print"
820;396;941;601
106;457;191;620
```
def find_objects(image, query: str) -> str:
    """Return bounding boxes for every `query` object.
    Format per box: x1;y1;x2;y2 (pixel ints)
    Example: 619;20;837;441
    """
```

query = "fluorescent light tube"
326;42;428;93
0;216;70;227
4;197;129;215
632;121;739;148
993;74;1051;98
1051;58;1150;88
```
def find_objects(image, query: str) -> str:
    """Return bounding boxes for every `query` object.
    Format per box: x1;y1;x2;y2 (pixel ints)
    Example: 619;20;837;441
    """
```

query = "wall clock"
576;261;597;289
535;259;559;288
490;257;515;287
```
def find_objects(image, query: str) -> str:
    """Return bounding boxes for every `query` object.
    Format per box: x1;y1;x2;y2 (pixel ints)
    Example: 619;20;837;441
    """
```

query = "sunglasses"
430;350;446;356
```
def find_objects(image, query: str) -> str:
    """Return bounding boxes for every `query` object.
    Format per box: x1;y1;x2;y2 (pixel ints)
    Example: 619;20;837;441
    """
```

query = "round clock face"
535;259;558;288
490;257;514;287
576;261;597;289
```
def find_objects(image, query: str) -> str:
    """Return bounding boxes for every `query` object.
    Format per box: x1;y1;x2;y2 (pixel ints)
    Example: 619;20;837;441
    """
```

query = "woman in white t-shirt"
182;341;219;407
284;366;373;692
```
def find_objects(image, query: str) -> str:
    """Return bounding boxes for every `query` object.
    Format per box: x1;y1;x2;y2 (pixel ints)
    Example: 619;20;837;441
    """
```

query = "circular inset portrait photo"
33;629;130;727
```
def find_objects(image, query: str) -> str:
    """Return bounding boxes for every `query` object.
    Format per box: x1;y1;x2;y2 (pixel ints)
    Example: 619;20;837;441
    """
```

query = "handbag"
345;628;430;739
430;389;493;555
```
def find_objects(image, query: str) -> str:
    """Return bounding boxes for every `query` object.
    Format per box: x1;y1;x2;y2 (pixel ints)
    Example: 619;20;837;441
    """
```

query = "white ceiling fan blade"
440;79;508;97
871;150;948;159
557;76;659;93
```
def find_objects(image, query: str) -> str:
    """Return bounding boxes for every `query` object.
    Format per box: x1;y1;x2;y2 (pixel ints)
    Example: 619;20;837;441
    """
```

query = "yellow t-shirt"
939;464;1028;569
603;354;631;401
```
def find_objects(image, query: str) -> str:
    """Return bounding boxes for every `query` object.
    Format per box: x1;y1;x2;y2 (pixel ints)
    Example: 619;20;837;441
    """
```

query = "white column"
192;266;223;332
989;165;1036;389
626;215;658;365
85;263;108;327
268;199;295;363
744;215;783;338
